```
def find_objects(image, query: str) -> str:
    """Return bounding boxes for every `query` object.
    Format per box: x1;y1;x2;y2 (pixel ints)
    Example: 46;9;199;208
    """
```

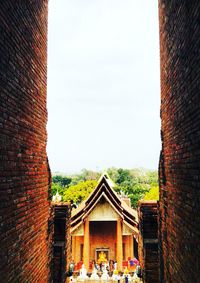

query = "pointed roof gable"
70;173;138;236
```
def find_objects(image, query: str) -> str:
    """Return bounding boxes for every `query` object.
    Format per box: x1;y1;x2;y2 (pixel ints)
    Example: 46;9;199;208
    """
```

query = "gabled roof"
70;173;138;236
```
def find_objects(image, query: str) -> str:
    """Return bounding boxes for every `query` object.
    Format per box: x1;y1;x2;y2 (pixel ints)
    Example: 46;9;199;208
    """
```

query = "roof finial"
97;171;115;188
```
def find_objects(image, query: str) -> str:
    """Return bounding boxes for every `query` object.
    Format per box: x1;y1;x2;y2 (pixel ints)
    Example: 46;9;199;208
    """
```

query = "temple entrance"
71;174;138;270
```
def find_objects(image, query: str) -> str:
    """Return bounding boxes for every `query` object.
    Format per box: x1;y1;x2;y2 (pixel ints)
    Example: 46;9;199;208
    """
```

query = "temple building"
70;173;139;270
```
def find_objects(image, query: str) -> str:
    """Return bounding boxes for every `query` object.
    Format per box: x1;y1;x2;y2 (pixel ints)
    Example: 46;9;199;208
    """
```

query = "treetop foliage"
51;168;158;208
143;186;159;201
62;180;98;204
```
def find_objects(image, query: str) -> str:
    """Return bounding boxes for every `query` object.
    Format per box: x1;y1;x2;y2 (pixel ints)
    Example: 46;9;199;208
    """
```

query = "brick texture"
138;201;159;283
52;203;71;283
159;1;200;282
0;1;51;282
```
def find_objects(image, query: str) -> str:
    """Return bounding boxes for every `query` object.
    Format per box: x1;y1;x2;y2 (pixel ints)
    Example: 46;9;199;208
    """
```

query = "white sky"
47;0;161;173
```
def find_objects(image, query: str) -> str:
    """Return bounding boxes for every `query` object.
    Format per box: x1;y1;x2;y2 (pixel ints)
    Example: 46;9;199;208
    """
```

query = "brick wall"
138;201;159;283
52;203;71;283
0;1;51;282
159;1;200;282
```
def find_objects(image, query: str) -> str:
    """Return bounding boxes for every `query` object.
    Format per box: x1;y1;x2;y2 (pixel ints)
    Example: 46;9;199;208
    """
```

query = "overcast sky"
47;0;161;173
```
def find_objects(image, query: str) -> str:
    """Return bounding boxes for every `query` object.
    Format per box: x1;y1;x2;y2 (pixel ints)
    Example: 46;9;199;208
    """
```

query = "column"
83;218;90;270
130;235;134;259
116;219;123;270
72;236;76;262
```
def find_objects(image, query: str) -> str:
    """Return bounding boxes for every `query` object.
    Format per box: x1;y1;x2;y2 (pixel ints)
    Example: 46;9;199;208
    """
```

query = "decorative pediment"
88;198;119;221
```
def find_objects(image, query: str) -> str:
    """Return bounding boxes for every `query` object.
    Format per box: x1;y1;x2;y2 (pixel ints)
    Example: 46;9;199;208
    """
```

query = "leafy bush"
143;186;159;201
62;180;98;204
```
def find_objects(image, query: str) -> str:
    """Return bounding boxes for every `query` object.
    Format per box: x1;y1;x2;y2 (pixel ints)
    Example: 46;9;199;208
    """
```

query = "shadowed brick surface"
138;201;159;283
0;1;51;282
52;203;71;283
159;1;200;282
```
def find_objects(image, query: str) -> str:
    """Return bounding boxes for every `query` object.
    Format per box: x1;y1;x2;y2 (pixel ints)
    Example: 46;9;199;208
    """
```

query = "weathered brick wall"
159;1;200;282
52;203;71;283
138;201;159;283
66;205;72;270
0;1;51;282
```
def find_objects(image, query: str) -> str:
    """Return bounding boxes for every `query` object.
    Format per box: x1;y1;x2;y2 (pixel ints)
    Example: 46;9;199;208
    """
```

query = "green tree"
146;171;158;186
52;175;63;184
62;180;97;204
51;182;64;196
143;186;159;201
126;184;150;208
52;175;72;187
107;167;118;183
116;168;131;185
61;176;72;187
107;167;158;208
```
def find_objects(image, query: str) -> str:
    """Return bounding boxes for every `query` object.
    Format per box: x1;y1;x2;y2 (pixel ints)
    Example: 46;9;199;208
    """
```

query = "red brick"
159;1;200;282
0;1;51;282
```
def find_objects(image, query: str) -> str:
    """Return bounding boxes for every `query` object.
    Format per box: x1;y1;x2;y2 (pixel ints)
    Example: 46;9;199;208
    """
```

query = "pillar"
130;235;134;259
83;218;90;270
72;236;76;262
116;219;123;270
